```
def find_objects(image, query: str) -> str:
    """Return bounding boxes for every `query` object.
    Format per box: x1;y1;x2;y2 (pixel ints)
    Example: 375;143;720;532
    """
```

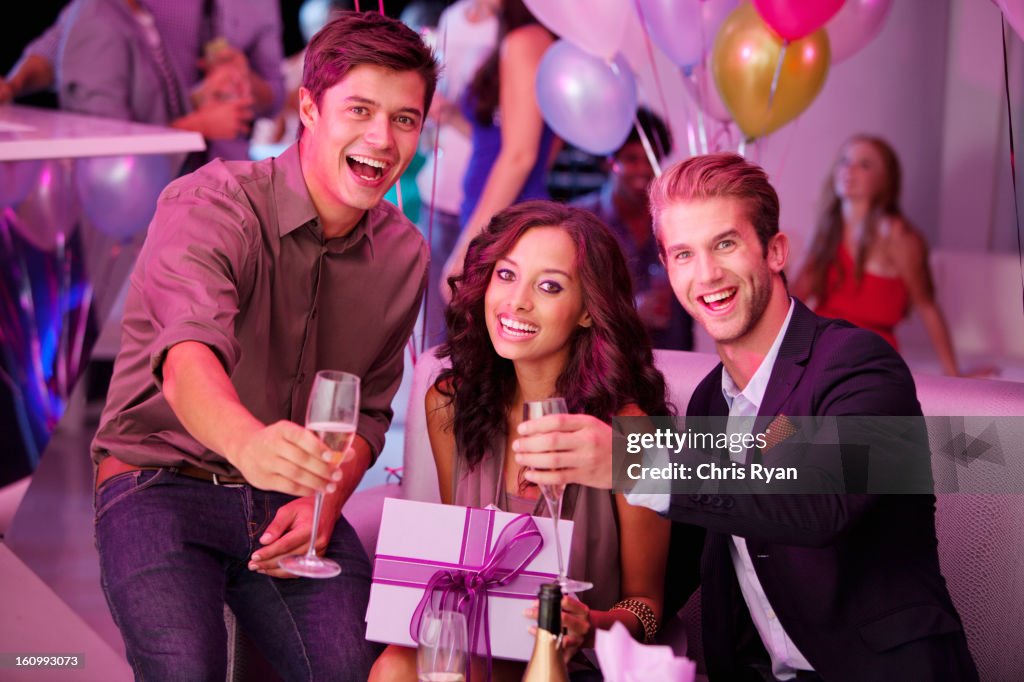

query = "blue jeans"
94;468;380;681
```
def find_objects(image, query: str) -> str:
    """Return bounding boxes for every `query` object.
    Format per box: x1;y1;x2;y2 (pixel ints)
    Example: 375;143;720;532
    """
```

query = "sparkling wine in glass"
279;370;359;579
522;397;593;594
417;610;468;682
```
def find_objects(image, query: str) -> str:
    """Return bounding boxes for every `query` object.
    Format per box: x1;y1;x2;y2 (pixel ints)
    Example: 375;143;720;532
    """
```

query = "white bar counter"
0;104;204;161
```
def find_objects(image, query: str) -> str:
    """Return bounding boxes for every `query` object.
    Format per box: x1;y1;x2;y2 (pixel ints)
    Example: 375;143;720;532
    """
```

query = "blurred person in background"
2;0;285;162
413;0;498;345
792;135;990;377
439;0;557;295
572;108;693;351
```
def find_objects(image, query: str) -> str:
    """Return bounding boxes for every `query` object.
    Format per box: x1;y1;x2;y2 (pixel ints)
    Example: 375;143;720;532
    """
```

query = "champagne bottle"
523;583;569;682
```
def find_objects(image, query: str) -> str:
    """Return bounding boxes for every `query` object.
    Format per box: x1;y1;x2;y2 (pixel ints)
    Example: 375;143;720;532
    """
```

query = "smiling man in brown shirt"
89;12;438;680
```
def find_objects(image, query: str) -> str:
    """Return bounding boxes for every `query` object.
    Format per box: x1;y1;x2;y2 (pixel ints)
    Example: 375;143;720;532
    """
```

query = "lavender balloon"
74;154;172;240
536;41;637;156
637;0;738;70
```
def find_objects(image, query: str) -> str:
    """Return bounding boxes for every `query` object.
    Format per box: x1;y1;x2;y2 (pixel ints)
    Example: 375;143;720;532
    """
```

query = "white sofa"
333;349;1024;680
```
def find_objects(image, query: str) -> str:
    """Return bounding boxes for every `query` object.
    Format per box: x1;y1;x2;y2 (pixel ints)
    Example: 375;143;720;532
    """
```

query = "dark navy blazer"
668;300;977;682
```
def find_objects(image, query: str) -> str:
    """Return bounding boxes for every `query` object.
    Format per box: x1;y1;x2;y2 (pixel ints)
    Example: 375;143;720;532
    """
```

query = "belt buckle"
211;472;245;487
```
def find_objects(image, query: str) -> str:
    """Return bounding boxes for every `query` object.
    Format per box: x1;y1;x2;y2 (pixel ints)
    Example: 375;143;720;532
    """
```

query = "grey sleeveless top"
452;436;621;612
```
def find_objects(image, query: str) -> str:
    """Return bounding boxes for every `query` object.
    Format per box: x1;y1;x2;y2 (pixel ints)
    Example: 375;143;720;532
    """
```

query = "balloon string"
633;116;662;178
696;7;711;155
633;0;671;160
1001;15;1024;315
691;71;708;154
685;111;698;159
768;40;787;108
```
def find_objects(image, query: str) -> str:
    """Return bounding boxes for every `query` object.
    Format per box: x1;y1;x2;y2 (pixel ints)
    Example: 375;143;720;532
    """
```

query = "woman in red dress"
793;135;977;377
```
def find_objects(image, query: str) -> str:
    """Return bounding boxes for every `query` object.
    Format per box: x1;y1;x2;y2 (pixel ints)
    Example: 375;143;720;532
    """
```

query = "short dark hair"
620;107;672;160
302;11;439;119
650;152;780;255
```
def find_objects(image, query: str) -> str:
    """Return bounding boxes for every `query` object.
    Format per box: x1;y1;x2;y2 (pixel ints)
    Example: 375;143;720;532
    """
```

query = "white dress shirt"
628;299;814;678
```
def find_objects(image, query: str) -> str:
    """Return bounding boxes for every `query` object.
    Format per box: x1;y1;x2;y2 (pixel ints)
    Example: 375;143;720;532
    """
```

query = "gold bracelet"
610;598;658;644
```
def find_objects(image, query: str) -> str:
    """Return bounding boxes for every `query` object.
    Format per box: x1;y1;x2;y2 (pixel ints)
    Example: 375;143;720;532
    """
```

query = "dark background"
0;0;424;97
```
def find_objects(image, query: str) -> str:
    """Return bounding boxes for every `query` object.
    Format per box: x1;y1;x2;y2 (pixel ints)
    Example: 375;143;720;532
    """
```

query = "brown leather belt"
95;456;248;490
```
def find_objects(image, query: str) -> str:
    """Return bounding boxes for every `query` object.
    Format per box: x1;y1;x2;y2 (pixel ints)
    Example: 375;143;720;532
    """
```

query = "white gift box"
365;498;573;661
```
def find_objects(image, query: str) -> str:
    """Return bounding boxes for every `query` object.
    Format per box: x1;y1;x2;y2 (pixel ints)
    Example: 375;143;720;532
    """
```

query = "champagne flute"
417;610;468;682
279;370;360;578
522;398;593;594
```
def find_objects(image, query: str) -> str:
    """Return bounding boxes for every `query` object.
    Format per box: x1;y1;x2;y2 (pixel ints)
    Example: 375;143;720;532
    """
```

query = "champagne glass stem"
543;488;567;583
305;490;325;560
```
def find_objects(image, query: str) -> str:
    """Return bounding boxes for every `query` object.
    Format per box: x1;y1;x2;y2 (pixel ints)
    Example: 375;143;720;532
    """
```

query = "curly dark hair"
435;200;673;469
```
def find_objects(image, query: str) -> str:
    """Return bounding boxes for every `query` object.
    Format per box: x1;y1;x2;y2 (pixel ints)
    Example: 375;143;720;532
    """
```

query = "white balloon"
524;0;631;60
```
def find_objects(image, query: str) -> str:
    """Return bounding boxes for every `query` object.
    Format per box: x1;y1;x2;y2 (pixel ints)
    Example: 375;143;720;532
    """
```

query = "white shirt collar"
721;298;795;412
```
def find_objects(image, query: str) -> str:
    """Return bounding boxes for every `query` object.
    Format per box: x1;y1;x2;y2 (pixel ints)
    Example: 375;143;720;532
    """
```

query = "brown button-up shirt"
92;143;428;476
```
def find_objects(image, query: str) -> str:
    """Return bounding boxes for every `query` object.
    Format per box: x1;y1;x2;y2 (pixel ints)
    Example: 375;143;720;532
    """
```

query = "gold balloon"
712;2;830;140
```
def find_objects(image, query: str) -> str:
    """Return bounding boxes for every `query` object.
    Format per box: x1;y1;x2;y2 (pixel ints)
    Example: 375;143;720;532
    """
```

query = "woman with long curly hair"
792;135;978;376
369;201;671;681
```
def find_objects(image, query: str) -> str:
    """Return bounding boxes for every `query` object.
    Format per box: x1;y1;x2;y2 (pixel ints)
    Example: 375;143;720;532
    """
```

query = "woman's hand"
525;594;592;661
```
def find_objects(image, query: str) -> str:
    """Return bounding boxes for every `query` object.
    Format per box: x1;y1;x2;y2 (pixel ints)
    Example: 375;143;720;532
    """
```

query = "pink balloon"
752;0;846;41
826;0;892;63
997;0;1024;43
11;159;80;252
0;160;42;208
523;0;631;60
690;61;733;123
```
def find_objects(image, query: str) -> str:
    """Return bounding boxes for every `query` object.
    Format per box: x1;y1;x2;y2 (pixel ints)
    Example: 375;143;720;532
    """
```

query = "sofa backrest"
400;348;1024;679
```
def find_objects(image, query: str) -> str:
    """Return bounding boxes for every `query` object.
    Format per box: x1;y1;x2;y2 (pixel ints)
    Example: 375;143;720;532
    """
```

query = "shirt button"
310;308;317;319
298;373;306;383
767;610;776;620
